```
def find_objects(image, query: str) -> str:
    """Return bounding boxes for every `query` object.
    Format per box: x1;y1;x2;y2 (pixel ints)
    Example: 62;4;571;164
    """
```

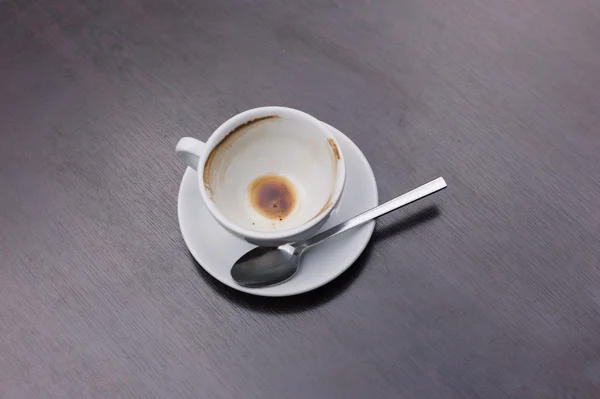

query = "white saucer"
178;122;379;297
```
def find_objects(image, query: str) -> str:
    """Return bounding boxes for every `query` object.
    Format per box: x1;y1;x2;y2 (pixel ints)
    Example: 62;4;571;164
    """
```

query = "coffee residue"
328;138;341;160
248;174;297;220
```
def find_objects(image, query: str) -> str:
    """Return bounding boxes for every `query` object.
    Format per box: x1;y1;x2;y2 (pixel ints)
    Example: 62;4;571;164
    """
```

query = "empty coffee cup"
176;106;346;246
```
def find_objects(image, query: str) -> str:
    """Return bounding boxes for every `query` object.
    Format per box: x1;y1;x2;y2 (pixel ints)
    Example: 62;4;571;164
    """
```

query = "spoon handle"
296;177;447;250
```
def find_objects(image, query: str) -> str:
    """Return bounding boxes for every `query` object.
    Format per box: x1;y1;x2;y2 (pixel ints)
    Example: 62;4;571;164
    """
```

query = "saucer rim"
177;122;378;297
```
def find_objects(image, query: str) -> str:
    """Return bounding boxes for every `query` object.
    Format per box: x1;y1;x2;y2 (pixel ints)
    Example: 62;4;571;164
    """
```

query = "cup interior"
202;112;343;234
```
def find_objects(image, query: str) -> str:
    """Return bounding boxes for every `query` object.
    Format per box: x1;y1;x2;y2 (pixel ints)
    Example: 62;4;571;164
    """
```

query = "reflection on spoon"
231;177;447;288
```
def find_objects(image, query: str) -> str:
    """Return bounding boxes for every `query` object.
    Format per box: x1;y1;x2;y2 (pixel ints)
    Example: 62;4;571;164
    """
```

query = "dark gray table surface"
2;0;600;398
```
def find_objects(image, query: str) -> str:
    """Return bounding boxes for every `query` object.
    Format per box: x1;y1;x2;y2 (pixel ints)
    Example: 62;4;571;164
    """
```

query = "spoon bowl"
230;244;299;288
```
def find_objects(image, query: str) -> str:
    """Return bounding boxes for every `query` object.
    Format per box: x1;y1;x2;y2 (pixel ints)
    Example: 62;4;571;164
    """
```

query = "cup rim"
197;106;346;241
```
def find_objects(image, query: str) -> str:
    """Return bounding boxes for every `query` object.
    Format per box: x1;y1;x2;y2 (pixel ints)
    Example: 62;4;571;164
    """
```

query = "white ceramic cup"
176;106;346;246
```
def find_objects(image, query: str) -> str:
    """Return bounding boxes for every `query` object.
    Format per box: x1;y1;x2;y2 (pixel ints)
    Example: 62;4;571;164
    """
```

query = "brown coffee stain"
328;138;341;160
203;115;278;197
315;198;334;218
248;174;297;220
306;138;341;219
229;115;277;136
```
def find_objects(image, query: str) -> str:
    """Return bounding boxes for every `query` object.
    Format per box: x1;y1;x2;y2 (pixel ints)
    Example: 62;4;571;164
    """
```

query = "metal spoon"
231;177;447;288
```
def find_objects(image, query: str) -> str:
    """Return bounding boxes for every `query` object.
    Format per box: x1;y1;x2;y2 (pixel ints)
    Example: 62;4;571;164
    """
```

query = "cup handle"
176;137;206;170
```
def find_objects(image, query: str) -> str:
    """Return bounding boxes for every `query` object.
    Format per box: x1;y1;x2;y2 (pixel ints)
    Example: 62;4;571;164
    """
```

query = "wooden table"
2;0;599;397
